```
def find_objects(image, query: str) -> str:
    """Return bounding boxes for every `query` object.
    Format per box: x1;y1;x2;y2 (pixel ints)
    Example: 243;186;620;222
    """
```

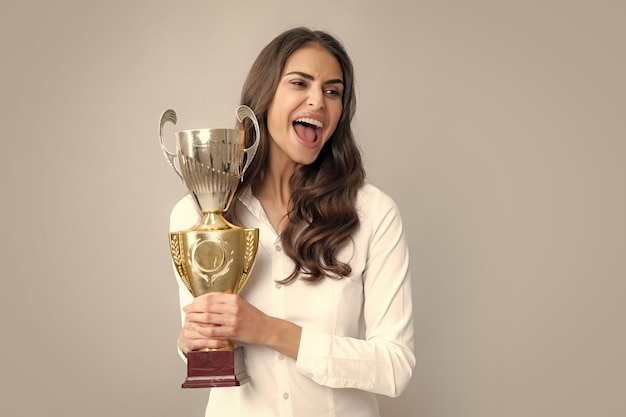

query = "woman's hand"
178;292;303;359
178;292;269;354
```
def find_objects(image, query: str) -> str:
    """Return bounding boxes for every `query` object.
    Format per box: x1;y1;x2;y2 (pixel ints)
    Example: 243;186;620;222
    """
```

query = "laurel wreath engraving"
170;233;193;293
235;229;258;294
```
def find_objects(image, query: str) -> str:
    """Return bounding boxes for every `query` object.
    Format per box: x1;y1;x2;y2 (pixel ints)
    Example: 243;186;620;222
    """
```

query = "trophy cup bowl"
160;105;260;388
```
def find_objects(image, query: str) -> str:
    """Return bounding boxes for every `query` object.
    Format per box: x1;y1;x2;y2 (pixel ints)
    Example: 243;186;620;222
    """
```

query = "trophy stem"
199;211;239;231
199;340;237;352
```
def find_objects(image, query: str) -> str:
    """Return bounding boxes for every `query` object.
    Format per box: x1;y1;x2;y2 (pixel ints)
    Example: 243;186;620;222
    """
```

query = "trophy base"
182;346;250;388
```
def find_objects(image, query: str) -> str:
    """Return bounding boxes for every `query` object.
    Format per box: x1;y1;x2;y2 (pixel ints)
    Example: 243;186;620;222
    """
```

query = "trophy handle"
235;105;260;181
159;109;183;180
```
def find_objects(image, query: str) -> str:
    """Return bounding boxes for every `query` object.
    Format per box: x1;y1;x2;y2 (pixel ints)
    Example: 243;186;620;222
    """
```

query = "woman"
171;27;415;417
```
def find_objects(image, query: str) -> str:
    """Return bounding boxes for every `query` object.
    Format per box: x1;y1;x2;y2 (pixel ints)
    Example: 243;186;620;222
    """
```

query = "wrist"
262;316;302;360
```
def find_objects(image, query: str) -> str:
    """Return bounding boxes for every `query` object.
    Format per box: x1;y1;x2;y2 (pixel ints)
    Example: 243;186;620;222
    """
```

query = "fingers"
180;322;231;352
181;293;262;346
181;331;229;351
180;294;240;352
184;311;224;325
184;292;236;314
193;324;235;341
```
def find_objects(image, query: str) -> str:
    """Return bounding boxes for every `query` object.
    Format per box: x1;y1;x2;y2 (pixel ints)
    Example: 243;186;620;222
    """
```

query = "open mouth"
293;117;323;143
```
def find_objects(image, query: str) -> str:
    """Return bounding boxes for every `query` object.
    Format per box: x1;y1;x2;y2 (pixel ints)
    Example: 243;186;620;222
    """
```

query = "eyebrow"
284;71;344;85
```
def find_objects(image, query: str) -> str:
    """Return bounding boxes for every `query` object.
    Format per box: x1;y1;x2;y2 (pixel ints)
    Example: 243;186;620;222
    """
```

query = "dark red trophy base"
182;346;249;388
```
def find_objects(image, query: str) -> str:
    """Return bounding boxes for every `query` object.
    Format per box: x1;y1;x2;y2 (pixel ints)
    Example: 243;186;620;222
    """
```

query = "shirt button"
275;283;282;289
283;393;290;400
278;354;285;360
275;245;282;252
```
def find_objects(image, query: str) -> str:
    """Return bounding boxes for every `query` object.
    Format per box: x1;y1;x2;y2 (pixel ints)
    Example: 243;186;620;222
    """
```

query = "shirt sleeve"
295;189;416;397
169;194;200;363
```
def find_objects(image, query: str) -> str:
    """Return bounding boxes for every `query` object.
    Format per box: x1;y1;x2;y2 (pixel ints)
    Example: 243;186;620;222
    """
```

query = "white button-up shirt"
170;183;415;417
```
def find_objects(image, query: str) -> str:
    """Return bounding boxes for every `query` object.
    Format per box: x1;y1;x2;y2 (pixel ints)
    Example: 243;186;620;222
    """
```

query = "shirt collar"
237;185;265;221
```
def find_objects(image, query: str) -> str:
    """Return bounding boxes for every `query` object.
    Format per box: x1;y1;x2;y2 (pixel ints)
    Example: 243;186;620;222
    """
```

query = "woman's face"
266;43;344;167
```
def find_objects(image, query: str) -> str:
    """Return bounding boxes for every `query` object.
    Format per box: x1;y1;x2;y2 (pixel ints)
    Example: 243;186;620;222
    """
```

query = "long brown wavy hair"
230;27;365;283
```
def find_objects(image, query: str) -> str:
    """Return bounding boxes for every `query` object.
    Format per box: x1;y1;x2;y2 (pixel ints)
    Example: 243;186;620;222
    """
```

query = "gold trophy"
159;105;260;388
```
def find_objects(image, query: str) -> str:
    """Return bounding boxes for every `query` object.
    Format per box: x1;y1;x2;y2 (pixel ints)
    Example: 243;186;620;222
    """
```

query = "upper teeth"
295;118;323;128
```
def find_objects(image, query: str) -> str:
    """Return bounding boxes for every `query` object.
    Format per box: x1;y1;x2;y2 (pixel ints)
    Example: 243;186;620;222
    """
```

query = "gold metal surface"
170;211;259;297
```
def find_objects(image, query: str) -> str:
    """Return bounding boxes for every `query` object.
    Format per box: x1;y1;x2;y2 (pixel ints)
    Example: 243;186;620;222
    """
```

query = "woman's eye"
325;89;342;97
290;80;306;87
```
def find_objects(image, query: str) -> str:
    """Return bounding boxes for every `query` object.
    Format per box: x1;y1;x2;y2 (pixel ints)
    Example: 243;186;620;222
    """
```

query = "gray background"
1;1;624;416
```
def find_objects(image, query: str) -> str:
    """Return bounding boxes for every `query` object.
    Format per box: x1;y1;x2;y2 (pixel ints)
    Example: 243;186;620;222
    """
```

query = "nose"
307;88;325;109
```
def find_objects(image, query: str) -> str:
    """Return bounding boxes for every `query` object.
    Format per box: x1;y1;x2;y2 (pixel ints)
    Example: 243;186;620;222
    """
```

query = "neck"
254;147;299;208
253;165;293;209
251;149;300;234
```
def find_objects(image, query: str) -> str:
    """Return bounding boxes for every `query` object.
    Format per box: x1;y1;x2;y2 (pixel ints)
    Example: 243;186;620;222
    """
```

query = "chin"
294;157;318;166
298;147;326;165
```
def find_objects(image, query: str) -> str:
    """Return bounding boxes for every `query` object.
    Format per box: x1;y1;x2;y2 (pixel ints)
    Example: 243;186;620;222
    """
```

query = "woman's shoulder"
169;194;201;232
353;182;406;245
355;182;403;224
356;182;399;211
